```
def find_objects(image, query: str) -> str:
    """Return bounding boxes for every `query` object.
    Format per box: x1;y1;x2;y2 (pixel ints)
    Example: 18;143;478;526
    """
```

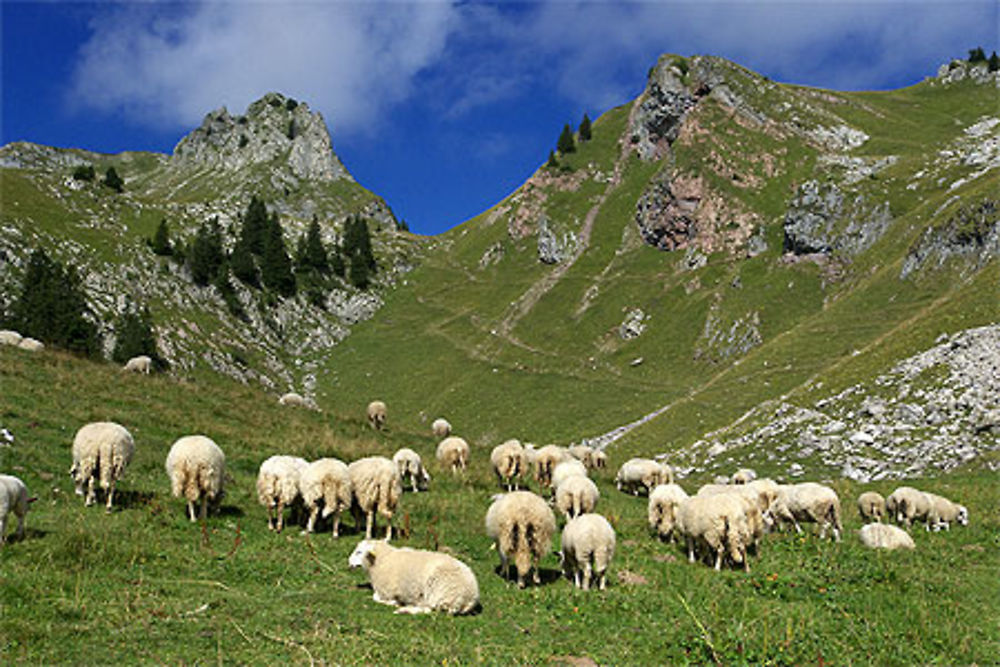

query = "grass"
2;345;999;663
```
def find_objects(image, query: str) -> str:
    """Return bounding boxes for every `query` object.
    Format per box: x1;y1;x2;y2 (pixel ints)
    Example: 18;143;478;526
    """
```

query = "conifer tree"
73;165;95;182
103;166;124;193
297;218;330;274
348;250;370;289
229;234;259;287
579;113;592;142
150;219;173;256
989;51;999;72
112;303;163;368
546;150;559;169
260;212;296;296
968;46;987;63
188;218;225;286
241;196;268;255
557;123;576;154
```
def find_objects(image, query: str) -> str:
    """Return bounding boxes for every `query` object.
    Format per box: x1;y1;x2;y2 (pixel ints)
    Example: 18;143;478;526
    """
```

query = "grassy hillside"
1;345;998;663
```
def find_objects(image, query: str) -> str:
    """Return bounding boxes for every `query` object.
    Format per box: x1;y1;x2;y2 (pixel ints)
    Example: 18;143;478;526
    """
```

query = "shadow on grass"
493;564;564;587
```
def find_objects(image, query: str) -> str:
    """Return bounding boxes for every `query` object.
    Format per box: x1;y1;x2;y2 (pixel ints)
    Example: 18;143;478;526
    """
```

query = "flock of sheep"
0;395;972;617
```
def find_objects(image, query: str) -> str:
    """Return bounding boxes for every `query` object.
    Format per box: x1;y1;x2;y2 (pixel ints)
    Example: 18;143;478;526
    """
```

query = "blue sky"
2;1;997;235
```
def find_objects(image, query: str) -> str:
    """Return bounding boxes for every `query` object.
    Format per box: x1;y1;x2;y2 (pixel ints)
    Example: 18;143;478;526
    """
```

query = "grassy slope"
1;346;998;663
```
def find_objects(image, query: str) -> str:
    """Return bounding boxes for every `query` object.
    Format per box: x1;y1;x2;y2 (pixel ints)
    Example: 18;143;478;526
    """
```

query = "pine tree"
112;304;163;368
241;196;269;255
260;212;296;297
968;46;987;63
579;113;592;142
103;166;124;193
229;234;259;287
297;218;330;274
188;218;225;286
557;123;576;154
348;250;370;289
73;165;95;182
546;150;559;169
989;51;1000;72
330;244;346;278
150;219;173;256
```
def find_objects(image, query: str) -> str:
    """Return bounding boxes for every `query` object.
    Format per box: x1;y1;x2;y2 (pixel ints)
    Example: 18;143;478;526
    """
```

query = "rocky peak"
171;92;352;182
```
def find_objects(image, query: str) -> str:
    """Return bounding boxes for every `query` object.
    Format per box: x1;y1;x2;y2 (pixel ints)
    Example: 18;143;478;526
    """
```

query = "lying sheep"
349;456;403;540
554;475;599;519
0;474;33;545
615;458;672;496
367;400;387;430
567;444;595;469
0;330;23;347
436;436;470;474
857;491;887;523
676;493;752;571
731;468;757;485
124;355;152;374
300;458;352;536
18;337;44;352
491;440;528;491
393;448;431;493
648;483;689;542
349;539;480;615
886;486;931;528
165;435;226;522
561;513;616;591
431;418;452;439
551;459;588;492
858;523;916;550
925;492;968;530
278;392;307;407
533;445;570;488
485;491;556;588
772;482;843;541
590;450;608;470
70;421;135;511
257;455;308;532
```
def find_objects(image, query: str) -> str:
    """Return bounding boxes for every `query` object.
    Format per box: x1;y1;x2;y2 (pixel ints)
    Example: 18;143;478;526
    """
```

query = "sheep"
256;455;308;532
676;493;752;571
348;456;403;540
367;400;387;430
431;418;452;439
70;421;135;511
886;486;931;528
0;330;23;346
490;439;528;491
924;492;968;531
648;483;689;542
615;458;672;496
348;539;480;615
771;482;843;541
393;448;431;493
858;523;916;550
560;513;616;591
590;450;608;470
550;459;588;492
18;337;44;352
567;444;595;469
299;458;352;536
278;392;307;407
123;355;152;374
554;475;600;520
533;445;570;488
523;443;538;468
731;468;757;485
857;491;887;523
0;475;33;545
165;435;226;522
436;436;469;474
485;491;557;588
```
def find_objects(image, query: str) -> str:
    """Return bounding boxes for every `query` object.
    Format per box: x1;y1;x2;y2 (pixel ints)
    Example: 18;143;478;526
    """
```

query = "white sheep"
348;456;402;540
256;455;308;532
550;459;588;492
165;435;226;522
924;492;968;530
886;486;931;528
533;445;570;488
858;523;916;550
772;482;843;541
590;450;608;470
0;330;23;346
367;400;387;430
18;337;44;352
123;355;152;374
615;458;672;496
70;421;135;511
485;491;557;588
278;392;307;407
648;483;690;542
436;436;470;474
731;468;757;485
299;458;352;536
676;493;752;571
431;418;452;439
490;439;528;491
567;444;595;469
0;474;33;545
560;513;616;591
857;491;887;523
554;475;600;520
393;448;431;493
348;539;480;615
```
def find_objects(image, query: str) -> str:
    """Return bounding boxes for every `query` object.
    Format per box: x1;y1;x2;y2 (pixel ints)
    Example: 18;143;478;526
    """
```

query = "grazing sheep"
436;436;470;474
676;493;752;571
560;513;616;591
490;440;528;491
731;468;757;485
349;456;403;540
924;492;968;530
533;445;570;488
257;455;308;532
858;523;916;550
70;421;135;511
431;418;452;439
772;482;843;541
551;459;588;492
615;458;672;496
554;475;599;520
648;483;690;542
0;475;33;545
857;491;887;523
348;539;480;615
590;450;608;470
393;448;431;493
18;337;44;352
523;443;538;468
485;491;557;588
299;458;352;536
742;478;781;517
123;355;152;374
0;330;23;347
165;435;226;522
367;400;387;430
886;486;931;528
567;444;595;469
278;392;307;407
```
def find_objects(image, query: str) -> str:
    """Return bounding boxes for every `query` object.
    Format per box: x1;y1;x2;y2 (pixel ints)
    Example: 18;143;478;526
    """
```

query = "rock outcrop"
783;180;892;258
901;199;999;278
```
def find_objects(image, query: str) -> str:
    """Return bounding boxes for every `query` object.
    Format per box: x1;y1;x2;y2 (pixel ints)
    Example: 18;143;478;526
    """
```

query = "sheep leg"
105;483;115;512
331;511;340;538
714;546;723;571
276;500;285;532
582;561;592;591
385;515;393;541
365;510;374;539
0;516;6;545
85;478;96;507
306;506;318;534
686;536;696;564
396;606;432;615
187;500;197;522
411;476;418;494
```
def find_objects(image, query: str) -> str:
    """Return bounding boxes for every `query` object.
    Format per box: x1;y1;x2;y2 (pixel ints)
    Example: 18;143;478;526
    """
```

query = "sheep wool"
0;330;23;346
0;474;31;546
615;458;671;496
533;445;570;488
348;457;402;540
70;421;135;511
436;436;470;474
857;491;887;523
567;444;595;469
648;483;690;542
300;458;352;536
551;459;588;493
858;523;916;550
367;400;388;430
554;475;599;520
590;450;608;470
123;355;152;374
165;435;226;522
561;513;616;591
924;492;968;530
676;493;751;571
490;440;528;491
772;482;843;541
431;418;452;439
18;337;44;352
349;540;480;615
257;455;308;532
886;486;931;528
393;448;431;493
485;491;556;588
278;392;307;407
731;468;757;485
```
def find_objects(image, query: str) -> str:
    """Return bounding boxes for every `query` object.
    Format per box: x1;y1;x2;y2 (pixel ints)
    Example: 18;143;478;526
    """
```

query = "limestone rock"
783;180;891;258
